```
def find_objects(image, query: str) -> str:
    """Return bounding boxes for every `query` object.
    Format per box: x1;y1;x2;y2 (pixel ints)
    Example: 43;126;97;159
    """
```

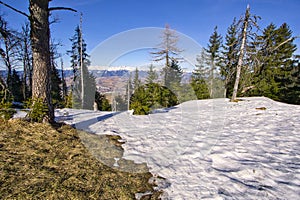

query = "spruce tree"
191;49;210;99
221;18;239;98
68;25;96;109
146;64;158;84
205;26;223;98
11;70;23;103
133;67;141;89
165;59;183;90
248;23;297;102
50;42;63;108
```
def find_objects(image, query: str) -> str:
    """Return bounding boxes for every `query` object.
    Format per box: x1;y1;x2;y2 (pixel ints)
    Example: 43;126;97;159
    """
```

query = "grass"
0;118;162;199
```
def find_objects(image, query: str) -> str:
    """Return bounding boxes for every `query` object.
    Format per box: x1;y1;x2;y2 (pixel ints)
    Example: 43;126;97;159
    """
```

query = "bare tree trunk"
210;59;215;98
231;5;250;101
60;58;67;101
29;0;54;123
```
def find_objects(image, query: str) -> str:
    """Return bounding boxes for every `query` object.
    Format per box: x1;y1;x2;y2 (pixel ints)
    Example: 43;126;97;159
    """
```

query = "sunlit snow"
56;97;300;199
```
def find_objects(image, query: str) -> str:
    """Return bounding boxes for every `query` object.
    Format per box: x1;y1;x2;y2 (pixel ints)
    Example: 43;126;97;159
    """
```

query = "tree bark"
29;0;54;123
231;5;250;101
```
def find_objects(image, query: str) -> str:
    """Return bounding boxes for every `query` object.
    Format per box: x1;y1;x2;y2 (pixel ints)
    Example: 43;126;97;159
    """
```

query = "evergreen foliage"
133;67;141;89
11;69;23;102
165;59;183;90
204;26;223;98
50;66;63;108
95;91;111;111
221;18;239;98
246;23;297;103
25;97;48;123
68;25;96;110
146;64;158;84
192;49;211;99
130;83;178;115
114;95;127;111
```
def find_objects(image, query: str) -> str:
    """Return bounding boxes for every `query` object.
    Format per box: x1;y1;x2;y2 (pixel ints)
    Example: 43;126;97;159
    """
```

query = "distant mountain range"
1;69;192;94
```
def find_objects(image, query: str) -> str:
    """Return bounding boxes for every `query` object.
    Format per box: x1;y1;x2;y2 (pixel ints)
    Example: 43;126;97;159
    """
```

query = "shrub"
25;98;48;123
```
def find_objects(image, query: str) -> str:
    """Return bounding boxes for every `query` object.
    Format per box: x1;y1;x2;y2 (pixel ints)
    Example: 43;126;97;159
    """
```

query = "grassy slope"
0;119;161;199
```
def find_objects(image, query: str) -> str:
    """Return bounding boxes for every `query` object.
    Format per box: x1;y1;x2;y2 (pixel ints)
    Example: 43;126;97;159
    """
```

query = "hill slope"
0;119;161;199
60;97;300;199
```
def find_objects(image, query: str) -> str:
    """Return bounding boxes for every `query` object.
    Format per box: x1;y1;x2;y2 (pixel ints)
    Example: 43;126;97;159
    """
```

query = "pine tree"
125;72;133;110
67;25;90;83
288;57;300;104
133;67;141;89
130;83;178;115
165;59;183;90
248;23;297;102
221;18;239;98
205;26;223;98
146;64;158;84
50;42;63;108
95;91;111;111
191;49;210;99
274;23;297;102
11;69;23;102
68;25;96;110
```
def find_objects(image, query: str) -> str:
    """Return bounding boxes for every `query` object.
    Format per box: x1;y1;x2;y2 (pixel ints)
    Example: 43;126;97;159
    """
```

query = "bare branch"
272;36;300;52
0;1;29;17
49;7;77;13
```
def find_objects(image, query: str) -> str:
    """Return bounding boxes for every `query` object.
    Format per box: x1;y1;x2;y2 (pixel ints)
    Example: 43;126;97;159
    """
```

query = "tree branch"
0;1;29;17
49;7;77;13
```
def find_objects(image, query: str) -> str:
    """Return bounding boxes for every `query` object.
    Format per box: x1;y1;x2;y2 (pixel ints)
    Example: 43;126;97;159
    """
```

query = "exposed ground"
0;119;161;199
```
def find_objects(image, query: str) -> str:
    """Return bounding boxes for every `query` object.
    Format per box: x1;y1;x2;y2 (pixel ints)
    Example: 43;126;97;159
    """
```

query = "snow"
55;97;300;199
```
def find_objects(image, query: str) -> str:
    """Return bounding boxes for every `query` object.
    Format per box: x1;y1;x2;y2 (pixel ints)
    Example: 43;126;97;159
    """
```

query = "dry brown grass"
0;119;162;199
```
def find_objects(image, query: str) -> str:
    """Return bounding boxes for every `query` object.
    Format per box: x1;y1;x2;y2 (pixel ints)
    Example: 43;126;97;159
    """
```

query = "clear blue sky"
1;0;300;69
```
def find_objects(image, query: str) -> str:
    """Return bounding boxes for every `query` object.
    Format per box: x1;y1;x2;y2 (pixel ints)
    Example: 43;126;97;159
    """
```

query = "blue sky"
1;0;300;69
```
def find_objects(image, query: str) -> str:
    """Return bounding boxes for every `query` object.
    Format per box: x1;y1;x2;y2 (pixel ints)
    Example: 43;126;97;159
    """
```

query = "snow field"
57;97;300;199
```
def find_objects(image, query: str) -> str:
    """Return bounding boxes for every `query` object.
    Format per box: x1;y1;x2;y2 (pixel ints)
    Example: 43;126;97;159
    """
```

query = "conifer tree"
11;69;23;102
165;59;183;90
50;42;63;108
133;67;141;89
221;18;239;98
146;64;158;84
205;26;223;98
191;49;210;99
68;25;96;109
248;23;297;102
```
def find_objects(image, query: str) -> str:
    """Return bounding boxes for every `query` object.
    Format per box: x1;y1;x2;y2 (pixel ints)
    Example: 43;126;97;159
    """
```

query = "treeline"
192;6;300;104
116;6;299;115
0;13;110;120
1;3;299;120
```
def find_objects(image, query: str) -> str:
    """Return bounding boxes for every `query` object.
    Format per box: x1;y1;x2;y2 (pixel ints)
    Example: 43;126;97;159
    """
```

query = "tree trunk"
210;59;215;98
29;0;54;123
231;5;250;101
